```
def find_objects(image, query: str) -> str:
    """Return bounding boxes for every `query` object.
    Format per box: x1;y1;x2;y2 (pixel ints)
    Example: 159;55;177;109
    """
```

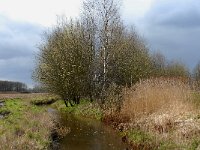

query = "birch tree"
82;0;152;100
82;0;123;100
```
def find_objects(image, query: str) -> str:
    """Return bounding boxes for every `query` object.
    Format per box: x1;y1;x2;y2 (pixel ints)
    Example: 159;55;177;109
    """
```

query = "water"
0;100;5;107
58;114;128;150
0;100;9;119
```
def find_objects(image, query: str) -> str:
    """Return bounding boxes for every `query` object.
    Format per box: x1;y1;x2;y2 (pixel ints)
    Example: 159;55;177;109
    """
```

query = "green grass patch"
52;99;103;120
158;141;185;150
126;129;154;144
31;96;58;105
122;128;200;150
122;129;185;150
191;92;200;107
0;98;53;149
189;139;200;150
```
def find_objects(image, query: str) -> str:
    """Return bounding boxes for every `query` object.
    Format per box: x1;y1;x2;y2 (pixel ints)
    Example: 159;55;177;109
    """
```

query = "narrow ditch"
0;100;11;119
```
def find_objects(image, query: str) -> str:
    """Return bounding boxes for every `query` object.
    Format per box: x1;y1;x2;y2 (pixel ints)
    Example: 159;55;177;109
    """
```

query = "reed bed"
120;78;200;148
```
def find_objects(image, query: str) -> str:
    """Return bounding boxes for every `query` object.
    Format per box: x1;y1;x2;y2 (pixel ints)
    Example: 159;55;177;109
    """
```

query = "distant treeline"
0;81;28;92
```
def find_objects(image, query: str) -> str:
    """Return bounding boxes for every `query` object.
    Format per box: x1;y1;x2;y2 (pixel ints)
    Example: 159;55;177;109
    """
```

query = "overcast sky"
0;0;199;87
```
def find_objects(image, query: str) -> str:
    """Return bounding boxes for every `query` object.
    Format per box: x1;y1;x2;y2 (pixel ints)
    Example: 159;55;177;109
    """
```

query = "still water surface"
59;114;128;150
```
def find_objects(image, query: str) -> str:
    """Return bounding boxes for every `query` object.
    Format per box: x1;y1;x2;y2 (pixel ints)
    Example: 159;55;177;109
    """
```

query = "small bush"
31;97;58;105
101;83;124;115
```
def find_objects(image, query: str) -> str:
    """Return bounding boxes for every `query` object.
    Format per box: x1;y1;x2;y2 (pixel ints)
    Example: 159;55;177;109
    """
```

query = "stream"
57;112;128;150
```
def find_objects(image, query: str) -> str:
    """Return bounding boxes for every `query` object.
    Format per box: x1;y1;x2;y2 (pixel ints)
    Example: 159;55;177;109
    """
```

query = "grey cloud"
137;0;200;69
0;57;34;86
0;15;43;59
0;15;44;86
146;0;200;28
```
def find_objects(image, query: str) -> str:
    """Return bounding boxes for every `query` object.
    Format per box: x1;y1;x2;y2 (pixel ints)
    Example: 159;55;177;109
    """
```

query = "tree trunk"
63;99;68;107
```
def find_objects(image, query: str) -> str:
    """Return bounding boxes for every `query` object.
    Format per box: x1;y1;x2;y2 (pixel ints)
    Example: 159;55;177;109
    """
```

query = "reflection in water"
59;114;128;150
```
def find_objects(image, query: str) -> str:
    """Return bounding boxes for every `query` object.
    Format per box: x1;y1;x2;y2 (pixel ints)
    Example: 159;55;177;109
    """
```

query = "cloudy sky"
0;0;199;87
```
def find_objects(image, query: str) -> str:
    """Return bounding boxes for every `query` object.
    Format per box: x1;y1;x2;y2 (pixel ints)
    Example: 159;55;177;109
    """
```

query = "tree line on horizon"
33;0;200;106
0;80;28;92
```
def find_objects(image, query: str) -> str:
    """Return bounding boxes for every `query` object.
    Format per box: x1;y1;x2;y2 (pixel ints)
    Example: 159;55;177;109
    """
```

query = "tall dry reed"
122;78;191;119
121;78;200;146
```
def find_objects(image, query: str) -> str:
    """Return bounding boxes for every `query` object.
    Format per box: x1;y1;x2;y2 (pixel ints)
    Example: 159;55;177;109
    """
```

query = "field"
0;93;57;149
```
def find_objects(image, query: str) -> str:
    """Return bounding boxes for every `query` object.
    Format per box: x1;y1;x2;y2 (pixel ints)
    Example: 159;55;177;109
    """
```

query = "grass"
191;92;200;107
52;99;103;120
0;94;55;149
122;78;191;118
117;78;200;149
125;129;154;144
31;96;59;105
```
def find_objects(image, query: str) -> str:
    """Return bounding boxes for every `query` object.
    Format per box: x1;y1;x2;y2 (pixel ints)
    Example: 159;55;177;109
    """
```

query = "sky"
0;0;199;87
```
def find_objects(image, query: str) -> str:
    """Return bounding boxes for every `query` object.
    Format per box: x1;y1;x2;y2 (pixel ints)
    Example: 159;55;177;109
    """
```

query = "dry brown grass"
0;94;59;150
0;111;54;150
0;93;48;100
122;78;191;118
120;78;200;148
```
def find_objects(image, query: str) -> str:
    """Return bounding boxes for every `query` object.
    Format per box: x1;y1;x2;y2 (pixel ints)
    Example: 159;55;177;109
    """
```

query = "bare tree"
151;51;166;77
34;0;154;106
82;0;121;91
193;62;200;89
109;27;152;86
165;61;189;78
33;19;92;106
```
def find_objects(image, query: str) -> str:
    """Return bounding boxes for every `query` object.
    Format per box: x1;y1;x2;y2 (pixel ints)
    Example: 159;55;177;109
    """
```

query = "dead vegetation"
105;78;200;149
0;93;48;100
